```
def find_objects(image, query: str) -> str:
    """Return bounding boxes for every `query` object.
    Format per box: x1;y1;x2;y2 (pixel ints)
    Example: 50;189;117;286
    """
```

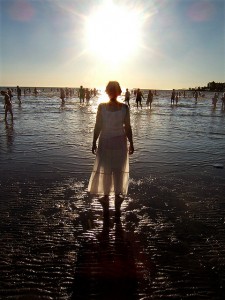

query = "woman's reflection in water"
71;216;138;300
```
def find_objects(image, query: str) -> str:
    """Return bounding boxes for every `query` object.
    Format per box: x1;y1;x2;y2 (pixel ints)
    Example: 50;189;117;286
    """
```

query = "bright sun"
85;2;142;65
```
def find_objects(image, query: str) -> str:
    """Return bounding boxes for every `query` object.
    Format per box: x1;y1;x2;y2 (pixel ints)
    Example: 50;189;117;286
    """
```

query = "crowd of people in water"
1;85;225;122
60;86;98;104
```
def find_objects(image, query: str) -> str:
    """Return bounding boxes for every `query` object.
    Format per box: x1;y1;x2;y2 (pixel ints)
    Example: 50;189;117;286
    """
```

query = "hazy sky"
0;0;224;89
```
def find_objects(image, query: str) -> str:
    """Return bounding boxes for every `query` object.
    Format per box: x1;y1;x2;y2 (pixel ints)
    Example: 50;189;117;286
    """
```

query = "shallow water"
0;90;225;299
1;90;225;181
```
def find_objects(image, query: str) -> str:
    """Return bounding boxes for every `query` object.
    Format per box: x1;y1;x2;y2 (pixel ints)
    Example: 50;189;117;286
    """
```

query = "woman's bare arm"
92;104;102;154
124;105;134;154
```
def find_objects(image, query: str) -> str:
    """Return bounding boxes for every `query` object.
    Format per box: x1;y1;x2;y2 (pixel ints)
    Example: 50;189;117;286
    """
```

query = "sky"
0;0;224;89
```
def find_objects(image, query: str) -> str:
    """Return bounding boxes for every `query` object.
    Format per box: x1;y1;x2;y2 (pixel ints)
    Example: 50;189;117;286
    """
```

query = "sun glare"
85;2;142;65
93;86;126;105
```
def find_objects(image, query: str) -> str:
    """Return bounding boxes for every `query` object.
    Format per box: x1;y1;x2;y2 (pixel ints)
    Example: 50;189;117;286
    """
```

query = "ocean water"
1;89;225;299
1;89;225;181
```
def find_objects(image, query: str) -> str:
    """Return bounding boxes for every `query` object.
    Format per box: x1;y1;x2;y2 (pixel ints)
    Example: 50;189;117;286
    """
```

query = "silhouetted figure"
212;93;218;109
136;88;144;109
85;88;91;103
175;93;179;105
34;87;38;96
88;81;134;217
146;90;153;109
221;93;225;110
65;88;69;98
79;85;85;103
1;90;13;121
60;88;65;104
124;88;130;107
194;90;198;103
171;89;175;105
7;88;13;101
16;85;22;103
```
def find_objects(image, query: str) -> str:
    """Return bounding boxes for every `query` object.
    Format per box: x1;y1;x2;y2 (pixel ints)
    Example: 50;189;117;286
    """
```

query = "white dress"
88;104;129;195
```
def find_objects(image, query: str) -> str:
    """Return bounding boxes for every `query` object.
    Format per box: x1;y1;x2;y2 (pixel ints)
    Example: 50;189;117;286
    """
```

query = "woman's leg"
115;194;124;217
9;107;13;120
99;195;109;217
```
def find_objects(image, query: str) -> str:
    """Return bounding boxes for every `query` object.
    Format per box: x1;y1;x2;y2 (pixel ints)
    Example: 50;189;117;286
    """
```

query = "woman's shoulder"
98;102;107;109
99;102;128;110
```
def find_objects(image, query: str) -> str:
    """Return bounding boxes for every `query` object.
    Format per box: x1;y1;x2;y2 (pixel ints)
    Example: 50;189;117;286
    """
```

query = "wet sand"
0;90;225;299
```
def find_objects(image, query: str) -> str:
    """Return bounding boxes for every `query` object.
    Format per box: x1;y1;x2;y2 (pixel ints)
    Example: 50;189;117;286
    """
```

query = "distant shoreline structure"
188;81;225;92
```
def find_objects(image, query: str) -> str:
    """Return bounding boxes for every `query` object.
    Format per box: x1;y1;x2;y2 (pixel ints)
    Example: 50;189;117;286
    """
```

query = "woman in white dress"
88;81;134;216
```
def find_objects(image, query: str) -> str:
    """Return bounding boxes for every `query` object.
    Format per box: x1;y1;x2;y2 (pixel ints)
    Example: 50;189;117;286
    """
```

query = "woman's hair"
105;81;122;98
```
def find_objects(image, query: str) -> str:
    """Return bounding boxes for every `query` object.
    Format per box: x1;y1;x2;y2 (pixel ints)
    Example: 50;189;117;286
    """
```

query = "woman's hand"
129;143;134;155
92;142;97;154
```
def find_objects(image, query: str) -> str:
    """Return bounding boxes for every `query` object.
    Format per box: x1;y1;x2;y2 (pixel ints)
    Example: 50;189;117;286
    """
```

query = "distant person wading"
78;85;85;104
136;88;144;109
1;90;13;121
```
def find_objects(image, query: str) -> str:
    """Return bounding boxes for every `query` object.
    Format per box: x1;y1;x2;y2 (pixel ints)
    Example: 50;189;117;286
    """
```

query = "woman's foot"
99;195;109;217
